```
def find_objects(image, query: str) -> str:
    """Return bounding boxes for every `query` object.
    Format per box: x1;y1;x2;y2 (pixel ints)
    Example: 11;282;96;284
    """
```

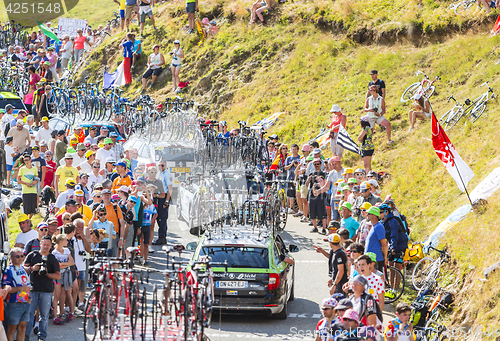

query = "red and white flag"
431;112;474;192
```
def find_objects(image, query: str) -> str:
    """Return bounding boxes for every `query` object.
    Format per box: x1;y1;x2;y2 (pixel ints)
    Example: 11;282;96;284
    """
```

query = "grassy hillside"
5;0;500;335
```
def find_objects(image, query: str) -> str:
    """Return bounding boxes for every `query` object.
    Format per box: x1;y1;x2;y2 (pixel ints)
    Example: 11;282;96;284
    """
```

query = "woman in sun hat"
328;104;347;157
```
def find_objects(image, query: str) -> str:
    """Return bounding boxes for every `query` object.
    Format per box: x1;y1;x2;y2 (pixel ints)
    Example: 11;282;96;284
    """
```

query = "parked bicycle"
401;70;440;102
412;246;451;291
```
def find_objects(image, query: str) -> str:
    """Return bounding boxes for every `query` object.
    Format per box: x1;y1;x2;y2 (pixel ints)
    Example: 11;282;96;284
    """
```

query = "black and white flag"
337;125;362;155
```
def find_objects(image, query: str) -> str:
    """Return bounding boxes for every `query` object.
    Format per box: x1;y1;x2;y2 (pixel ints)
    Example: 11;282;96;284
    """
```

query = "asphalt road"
33;205;396;341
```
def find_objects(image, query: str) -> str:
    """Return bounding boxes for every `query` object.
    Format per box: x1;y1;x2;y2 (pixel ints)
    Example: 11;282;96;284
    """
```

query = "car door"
275;235;293;296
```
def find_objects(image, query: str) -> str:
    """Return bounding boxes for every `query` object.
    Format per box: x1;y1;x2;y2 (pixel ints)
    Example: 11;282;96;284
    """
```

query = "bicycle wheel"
152;284;159;340
443;108;465;131
424;85;435;99
401;82;420;102
469;102;486;123
412;257;435;291
276;188;288;232
384;265;405;304
83;289;100;341
141;288;147;341
130;284;139;340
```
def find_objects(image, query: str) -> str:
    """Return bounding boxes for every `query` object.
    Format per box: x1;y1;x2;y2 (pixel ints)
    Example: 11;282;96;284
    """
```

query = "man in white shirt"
35;117;53;146
78;150;95;174
54;178;76;211
72;143;87;168
96;138;115;169
84;126;98;146
0;105;15;144
14;214;38;248
60;35;73;71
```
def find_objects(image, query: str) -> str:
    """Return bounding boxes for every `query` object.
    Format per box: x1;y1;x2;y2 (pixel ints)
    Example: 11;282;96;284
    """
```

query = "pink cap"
313;158;322;163
342;309;359;324
302;144;311;152
330;155;341;162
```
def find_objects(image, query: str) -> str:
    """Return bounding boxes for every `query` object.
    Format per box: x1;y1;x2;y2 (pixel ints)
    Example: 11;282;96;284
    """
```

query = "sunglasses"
361;209;367;212
98;213;106;217
314;163;321;166
38;228;48;232
93;166;100;168
322;307;332;311
159;164;166;167
95;195;102;198
11;255;24;259
337;308;347;312
343;318;355;322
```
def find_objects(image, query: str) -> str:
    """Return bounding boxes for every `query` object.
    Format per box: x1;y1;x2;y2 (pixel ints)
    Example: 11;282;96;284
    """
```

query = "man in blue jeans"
24;236;60;341
153;160;173;245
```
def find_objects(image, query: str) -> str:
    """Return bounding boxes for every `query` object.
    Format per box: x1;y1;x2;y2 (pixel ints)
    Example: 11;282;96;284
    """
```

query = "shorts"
300;182;308;198
185;2;196;13
309;197;326;220
120;9;125;18
125;4;135;19
22;193;38;215
171;63;181;68
362;149;374;157
77;270;86;280
124;224;135;250
5;302;30;325
331;207;340;222
330;132;344;156
286;183;296;199
140;9;153;22
139;225;151;245
325;193;331;208
142;68;162;79
368;116;385;128
388;250;405;263
56;59;61;69
7;164;12;171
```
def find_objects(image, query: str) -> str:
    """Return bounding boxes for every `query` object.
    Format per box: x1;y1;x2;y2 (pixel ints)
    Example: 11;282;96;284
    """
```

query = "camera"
39;256;48;276
373;107;378;112
78;250;87;256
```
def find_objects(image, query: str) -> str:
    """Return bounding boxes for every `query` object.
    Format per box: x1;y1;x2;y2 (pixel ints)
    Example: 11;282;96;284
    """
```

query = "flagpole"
448;151;474;206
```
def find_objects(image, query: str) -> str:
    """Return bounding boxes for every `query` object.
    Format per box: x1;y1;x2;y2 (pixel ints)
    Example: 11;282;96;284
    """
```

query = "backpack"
385;215;409;251
4;122;10;139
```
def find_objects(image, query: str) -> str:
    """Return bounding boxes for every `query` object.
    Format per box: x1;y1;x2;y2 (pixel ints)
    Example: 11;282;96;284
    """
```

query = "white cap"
174;39;180;44
367;179;379;188
330;104;341;112
16;119;24;126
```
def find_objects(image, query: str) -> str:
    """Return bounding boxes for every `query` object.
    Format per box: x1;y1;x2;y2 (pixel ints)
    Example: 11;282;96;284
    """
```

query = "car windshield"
155;146;195;162
0;99;24;109
201;246;269;269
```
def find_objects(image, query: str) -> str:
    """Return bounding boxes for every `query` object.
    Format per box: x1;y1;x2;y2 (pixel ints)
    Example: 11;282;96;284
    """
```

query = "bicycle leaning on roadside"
411;246;451;291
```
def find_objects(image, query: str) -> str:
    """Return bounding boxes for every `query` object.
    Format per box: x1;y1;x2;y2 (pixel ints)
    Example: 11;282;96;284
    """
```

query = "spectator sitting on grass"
141;45;165;92
130;33;141;69
248;0;274;26
408;93;431;132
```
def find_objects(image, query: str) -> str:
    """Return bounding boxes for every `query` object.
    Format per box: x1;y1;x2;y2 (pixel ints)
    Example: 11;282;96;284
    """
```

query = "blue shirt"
341;216;360;239
130;158;138;172
93;220;116;242
125;0;135;5
2;264;30;303
122;41;133;58
143;204;157;226
284;155;300;181
133;39;142;54
365;221;386;261
159;169;173;194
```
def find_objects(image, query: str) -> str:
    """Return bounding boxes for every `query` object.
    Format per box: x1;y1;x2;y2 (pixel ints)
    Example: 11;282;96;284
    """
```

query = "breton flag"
102;62;126;89
337;125;361;155
431;112;474;192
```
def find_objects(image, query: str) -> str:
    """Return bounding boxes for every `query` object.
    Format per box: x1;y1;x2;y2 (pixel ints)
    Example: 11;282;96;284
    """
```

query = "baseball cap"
47;217;58;224
313;148;321;154
104;137;113;145
269;134;278;139
128;195;138;203
40;141;48;146
118;186;130;193
352;185;360;192
330;155;341;162
75;190;85;197
114;161;126;168
366;206;380;217
18;214;29;223
352;275;368;287
354;168;366;175
109;132;118;137
347;178;357;184
93;191;102;197
342;168;354;176
360;202;372;210
105;157;116;164
301;144;311;152
89;126;98;131
342;309;360;324
321;297;338;308
64;153;74;159
67;147;76;154
79;173;89;179
359;182;371;192
16;119;24;126
76;143;86;151
45;150;53;156
101;189;112;194
341;185;350;192
174;39;180;44
125;146;134;152
341;202;352;211
367;170;377;177
365;252;377;262
65;198;77;206
330;104;341;112
74;124;82;130
41;116;49;122
335;298;354;310
65;178;76;186
37;222;48;229
100;126;109;131
367;179;379;188
32;145;40;151
70;136;78;143
85;150;95;158
328;234;341;244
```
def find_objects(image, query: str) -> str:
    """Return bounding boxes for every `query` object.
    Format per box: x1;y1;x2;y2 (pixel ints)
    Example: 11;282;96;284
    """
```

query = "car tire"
273;298;287;320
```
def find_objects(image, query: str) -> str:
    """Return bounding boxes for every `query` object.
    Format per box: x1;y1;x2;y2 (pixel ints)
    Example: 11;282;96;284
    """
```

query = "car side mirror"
186;242;198;251
288;244;299;253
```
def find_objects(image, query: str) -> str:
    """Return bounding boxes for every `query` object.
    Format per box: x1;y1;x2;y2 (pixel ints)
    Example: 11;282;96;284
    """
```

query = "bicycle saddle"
126;246;140;253
173;244;185;252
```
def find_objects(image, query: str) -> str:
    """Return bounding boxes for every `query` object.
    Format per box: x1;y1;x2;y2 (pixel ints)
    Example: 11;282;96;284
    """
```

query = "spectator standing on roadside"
54;130;68;166
353;182;381;222
35;117;52;146
96;138;116;168
365;85;393;144
15;215;38;248
349;275;383;329
308;159;327;234
7;119;30;155
284;144;301;213
121;33;134;85
315;297;338;341
328;104;347;157
314;234;347;294
340;202;359;239
355;202;372;245
153;161;172;245
138;0;156;36
51;234;75;325
358;116;375;172
125;0;137;31
18;155;39;218
54;154;79;196
110;133;124;159
170;40;184;92
355;255;385;311
3;247;28;341
24;235;61;341
365;206;388;272
365;70;386;99
43;151;56;188
60;35;72;71
112;161;132;193
74;29;91;63
385;303;415;341
186;0;198;33
113;0;126;30
141;45;165;91
23;222;49;255
317;156;343;222
84;126;98;146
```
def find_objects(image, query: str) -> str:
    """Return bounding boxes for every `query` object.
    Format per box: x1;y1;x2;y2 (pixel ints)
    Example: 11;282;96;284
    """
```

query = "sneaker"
53;316;65;325
74;308;83;315
300;216;309;223
385;289;396;299
149;249;155;253
287;208;295;214
65;313;73;323
308;221;314;226
292;211;303;217
321;229;327;235
33;325;39;335
143;261;150;267
310;227;319;233
78;303;85;311
388;140;395;145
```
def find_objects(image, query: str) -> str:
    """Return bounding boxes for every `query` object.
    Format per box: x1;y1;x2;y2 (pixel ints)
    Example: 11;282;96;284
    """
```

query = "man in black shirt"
307;159;327;234
313;233;348;295
366;70;386;98
24;235;60;341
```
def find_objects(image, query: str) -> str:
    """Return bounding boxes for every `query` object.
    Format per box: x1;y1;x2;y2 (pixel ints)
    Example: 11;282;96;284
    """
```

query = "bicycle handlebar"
429;245;449;255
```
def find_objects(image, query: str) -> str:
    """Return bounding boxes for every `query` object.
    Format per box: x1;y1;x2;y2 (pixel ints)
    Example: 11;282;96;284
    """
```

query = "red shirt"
44;159;57;188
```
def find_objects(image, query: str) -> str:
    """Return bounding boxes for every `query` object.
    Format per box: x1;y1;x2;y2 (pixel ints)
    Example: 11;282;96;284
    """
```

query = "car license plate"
216;281;248;289
171;167;191;173
226;291;238;295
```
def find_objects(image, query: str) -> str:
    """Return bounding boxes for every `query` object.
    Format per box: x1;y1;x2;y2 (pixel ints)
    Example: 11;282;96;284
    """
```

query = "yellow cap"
360;202;372;210
98;143;104;148
342;168;355;176
66;178;76;186
85;150;95;158
41;117;49;122
18;214;29;224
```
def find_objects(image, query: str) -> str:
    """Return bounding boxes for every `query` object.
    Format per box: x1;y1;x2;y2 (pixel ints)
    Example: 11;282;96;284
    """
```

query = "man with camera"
307;159;328;234
24;235;61;341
